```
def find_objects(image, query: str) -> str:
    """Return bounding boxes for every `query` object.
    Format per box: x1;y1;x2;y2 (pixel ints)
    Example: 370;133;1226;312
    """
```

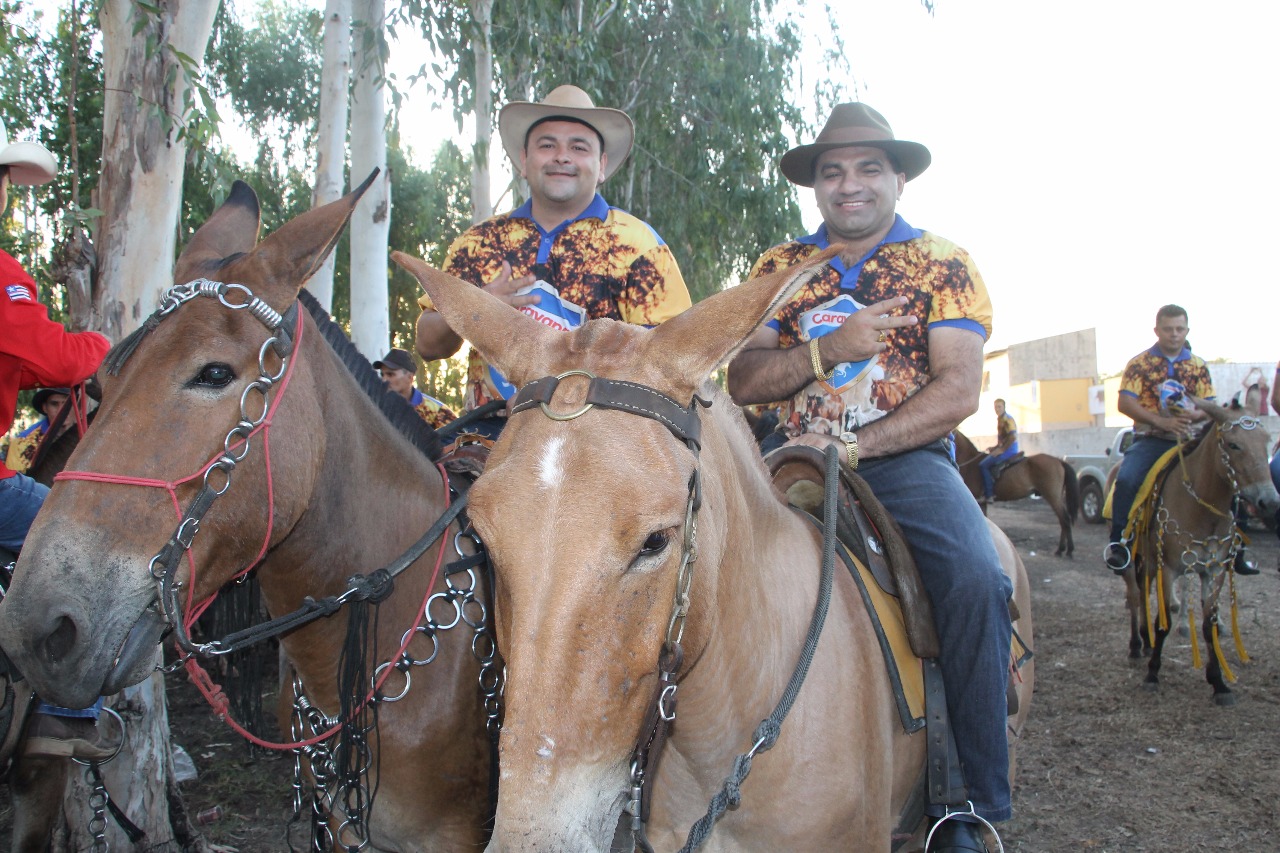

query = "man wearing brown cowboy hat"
728;103;1011;852
414;84;691;439
1;117;119;762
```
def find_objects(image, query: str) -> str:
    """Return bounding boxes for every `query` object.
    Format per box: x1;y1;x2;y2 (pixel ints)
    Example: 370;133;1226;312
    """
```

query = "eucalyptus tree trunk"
93;0;219;341
469;0;494;223
305;0;353;312
348;0;391;358
50;1;221;847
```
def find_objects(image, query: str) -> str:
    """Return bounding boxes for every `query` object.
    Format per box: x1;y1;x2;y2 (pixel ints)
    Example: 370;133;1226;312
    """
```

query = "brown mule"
0;180;493;849
393;248;1034;852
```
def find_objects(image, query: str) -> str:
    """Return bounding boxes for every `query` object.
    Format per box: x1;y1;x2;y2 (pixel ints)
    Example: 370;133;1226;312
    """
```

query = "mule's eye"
192;363;235;388
640;531;669;556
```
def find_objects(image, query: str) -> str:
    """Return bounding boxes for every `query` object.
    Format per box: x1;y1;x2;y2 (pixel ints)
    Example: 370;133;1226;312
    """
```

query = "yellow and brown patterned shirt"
748;217;992;438
1119;346;1215;439
417;194;691;411
3;419;49;475
409;388;457;430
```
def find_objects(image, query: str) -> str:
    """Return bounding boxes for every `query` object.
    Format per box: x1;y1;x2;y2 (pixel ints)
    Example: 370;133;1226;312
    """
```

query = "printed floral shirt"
3;419;48;475
418;194;691;411
996;412;1019;454
748;216;992;438
409;388;457;430
1119;346;1215;439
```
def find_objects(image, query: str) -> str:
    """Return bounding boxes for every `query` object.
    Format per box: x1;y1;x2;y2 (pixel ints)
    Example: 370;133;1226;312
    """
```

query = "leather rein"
507;371;837;853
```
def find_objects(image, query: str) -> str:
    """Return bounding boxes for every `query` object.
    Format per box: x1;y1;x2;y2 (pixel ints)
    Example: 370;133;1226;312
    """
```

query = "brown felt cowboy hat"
498;85;634;180
0;119;57;186
780;103;931;187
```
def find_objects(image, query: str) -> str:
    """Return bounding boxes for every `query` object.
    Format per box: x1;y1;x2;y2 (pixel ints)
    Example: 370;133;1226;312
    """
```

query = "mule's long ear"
643;245;840;399
1189;394;1229;422
231;169;380;310
174;181;262;283
391;251;559;385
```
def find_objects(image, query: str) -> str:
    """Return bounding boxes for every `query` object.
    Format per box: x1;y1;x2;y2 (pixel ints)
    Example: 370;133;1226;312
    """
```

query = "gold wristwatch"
840;431;859;470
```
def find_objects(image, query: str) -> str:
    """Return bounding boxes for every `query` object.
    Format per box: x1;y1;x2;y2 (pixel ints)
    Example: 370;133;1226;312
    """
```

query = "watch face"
840;431;858;443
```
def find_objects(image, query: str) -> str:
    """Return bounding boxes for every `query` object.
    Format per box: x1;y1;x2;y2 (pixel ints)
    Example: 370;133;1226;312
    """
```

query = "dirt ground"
5;499;1280;852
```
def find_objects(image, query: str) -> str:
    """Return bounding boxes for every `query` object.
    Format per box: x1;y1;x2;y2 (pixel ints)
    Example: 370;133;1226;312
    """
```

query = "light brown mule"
0;181;491;850
953;431;1080;558
394;249;1034;852
1123;400;1278;706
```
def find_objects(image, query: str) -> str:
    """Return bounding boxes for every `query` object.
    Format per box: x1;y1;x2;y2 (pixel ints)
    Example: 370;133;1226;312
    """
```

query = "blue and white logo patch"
488;281;588;400
5;283;34;303
799;293;877;393
1159;379;1195;415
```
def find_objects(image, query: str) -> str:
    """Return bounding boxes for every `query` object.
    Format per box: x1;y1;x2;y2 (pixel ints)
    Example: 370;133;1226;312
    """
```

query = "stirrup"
925;802;1005;853
1103;541;1131;573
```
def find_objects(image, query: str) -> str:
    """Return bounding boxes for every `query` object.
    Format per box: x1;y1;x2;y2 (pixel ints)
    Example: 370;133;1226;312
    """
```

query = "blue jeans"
978;448;1018;499
0;474;101;721
858;442;1014;822
0;473;49;552
1109;435;1176;544
1270;451;1280;539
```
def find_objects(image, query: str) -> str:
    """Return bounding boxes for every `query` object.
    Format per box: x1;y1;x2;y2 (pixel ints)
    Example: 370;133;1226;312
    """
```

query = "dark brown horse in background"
0;179;493;849
954;430;1080;558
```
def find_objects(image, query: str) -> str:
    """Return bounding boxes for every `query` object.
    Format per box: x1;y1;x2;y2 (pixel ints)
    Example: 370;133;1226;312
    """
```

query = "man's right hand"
1157;412;1197;438
817;295;917;366
483;261;541;309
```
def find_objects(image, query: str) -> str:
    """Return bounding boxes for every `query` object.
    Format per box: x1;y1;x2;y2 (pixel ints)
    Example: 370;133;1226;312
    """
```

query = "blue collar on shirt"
1145;344;1193;363
17;418;51;438
409;387;425;408
511;194;611;264
797;215;923;289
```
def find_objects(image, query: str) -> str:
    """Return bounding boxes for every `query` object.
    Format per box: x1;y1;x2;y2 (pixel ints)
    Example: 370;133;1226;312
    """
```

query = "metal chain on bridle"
287;519;502;852
56;278;503;851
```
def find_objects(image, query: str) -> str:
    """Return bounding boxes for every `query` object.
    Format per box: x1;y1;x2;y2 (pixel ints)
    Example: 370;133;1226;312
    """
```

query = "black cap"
372;348;416;373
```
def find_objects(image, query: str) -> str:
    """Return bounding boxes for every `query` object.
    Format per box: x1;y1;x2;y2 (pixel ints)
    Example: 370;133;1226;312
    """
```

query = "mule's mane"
296;289;442;462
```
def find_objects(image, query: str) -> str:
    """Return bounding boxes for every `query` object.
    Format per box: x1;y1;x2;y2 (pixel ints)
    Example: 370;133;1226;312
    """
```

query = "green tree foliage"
385;137;472;407
396;0;809;303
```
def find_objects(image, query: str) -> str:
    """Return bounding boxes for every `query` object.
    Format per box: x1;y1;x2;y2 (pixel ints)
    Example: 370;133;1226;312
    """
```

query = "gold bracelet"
809;338;834;382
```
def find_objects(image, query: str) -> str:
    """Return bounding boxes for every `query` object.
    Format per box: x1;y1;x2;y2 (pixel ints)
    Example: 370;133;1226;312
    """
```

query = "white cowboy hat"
498;85;634;180
0;119;57;186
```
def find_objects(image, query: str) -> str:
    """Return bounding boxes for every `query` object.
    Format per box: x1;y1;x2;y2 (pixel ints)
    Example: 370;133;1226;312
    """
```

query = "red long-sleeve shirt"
1;249;110;479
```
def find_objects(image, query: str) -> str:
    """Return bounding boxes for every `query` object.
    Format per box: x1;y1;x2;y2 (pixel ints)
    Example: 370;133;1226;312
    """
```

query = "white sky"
30;0;1274;375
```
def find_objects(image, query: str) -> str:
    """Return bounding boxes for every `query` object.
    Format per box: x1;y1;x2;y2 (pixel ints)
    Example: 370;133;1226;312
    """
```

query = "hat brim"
780;139;931;187
499;103;634;181
0;141;57;186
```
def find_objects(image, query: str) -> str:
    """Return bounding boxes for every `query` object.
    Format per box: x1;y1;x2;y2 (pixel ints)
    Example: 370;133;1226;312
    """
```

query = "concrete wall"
1008;329;1097;384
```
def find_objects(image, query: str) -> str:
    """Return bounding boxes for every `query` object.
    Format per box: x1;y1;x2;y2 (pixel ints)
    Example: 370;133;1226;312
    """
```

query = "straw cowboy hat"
498;85;634;180
780;103;931;187
0;119;57;186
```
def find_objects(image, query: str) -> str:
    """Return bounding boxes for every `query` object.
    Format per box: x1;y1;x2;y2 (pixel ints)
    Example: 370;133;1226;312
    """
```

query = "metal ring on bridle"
539;370;597;421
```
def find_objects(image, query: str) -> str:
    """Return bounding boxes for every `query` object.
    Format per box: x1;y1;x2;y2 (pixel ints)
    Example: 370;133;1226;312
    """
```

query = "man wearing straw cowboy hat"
415;84;691;439
729;103;1011;852
0;118;118;761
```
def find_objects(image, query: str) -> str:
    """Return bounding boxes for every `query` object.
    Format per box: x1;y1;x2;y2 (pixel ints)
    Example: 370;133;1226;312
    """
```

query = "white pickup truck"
1065;428;1134;524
